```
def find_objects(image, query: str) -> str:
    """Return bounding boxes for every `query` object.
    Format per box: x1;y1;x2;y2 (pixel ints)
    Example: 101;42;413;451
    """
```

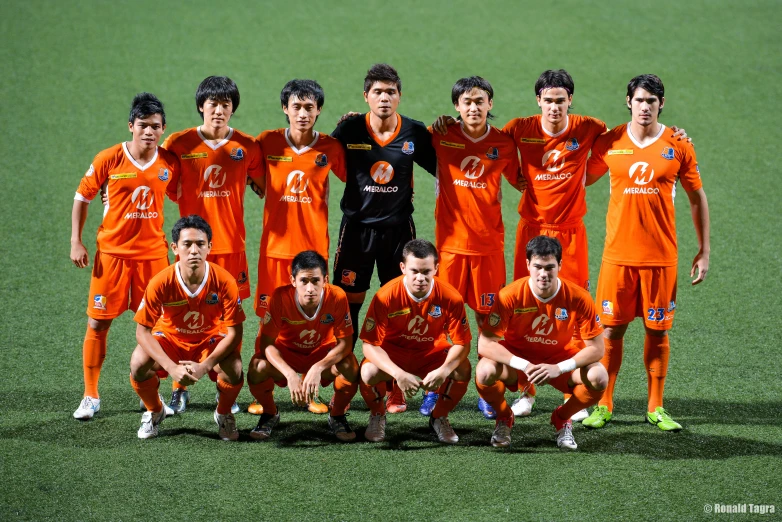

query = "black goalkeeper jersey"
332;113;437;227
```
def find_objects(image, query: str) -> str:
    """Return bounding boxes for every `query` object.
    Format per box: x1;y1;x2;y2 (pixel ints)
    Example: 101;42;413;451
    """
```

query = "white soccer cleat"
365;413;387;442
511;392;535;417
74;396;101;420
137;408;166;439
430;416;459;444
571;408;589;422
214;410;239;441
491;418;513;448
139;394;175;417
556;420;578;450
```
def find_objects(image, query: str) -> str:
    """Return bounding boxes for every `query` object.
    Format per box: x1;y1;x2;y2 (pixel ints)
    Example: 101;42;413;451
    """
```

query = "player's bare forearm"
572;336;604;368
265;344;298;382
585;171;605;187
477;332;514;365
439;343;468;375
136;324;179;375
362;342;406;381
70;200;90;267
687;187;711;284
311;337;351;374
200;324;243;373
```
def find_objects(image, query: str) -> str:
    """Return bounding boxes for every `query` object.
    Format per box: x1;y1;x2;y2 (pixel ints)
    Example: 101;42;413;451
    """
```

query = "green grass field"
1;0;781;520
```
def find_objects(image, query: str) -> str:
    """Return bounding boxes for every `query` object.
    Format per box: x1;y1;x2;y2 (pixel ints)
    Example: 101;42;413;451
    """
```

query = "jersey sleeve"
220;277;246;327
134;280;163;328
575;291;603;340
677;142;702;192
502;140;521;187
586;134;610;177
330;141;347;182
482;289;514;339
414;123;437;176
247;138;265;186
260;291;284;340
360;294;387;346
445;299;471;347
164;148;182;202
74;154;109;202
500;119;518;138
332;291;354;340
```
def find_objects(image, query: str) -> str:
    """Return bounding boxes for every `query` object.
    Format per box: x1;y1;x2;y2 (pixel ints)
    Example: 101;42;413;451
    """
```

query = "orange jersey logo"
370;161;394;184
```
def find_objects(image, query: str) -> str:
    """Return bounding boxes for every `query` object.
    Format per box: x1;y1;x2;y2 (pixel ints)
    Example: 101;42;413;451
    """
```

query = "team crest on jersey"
320;314;335;324
86;165;95;177
345;313;352;327
230;147;245;161
661;147;674;160
237;297;242;305
555;308;569;321
237;271;247;284
208;337;217;345
427;305;442;318
258;294;269;308
565;138;580;151
586;280;591;292
667;300;676;312
153;330;164;337
461;316;467;326
489;313;501;327
263;312;272;325
206;293;219;305
315;153;328;167
486;147;499;160
602;300;614;315
595;314;601;324
401;141;415;155
341;270;357;286
93;295;107;310
365;317;376;332
158;168;169;181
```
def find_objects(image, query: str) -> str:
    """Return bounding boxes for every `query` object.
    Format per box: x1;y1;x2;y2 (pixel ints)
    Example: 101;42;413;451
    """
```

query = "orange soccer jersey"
483;277;603;363
257;129;346;259
587;124;702;267
432;124;520;255
502;114;607;225
135;262;246;348
260;283;353;353
75;143;177;260
361;276;471;354
163;127;263;255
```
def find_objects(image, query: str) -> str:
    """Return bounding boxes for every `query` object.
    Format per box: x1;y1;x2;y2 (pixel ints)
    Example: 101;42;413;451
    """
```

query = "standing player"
247;251;359;442
162;76;263;414
70;93;178;420
427;76;522;417
476;236;607;449
332;64;437;413
130;215;245;440
250;79;347;416
584;74;709;431
359;239;471;444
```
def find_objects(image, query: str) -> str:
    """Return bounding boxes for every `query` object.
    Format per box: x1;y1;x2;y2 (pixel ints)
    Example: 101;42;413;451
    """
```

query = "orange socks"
130;374;162;412
83;326;108;398
216;375;244;415
516;372;537;398
430;379;468;418
600;337;624;411
644;334;670;412
359;380;387;416
558;383;603;420
249;379;277;416
475;380;512;420
330;376;358;416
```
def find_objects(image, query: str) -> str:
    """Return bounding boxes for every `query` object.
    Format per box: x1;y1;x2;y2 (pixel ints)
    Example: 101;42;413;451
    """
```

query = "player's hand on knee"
421;369;446;392
336;112;361;126
432;115;457;135
396;373;421;398
527;363;561;385
287;374;306;406
301;368;321;403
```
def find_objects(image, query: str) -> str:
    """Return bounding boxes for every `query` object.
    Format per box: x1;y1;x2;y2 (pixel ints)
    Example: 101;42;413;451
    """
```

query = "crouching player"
360;239;471;444
247;251;359;442
476;236;607;450
130;215;245;440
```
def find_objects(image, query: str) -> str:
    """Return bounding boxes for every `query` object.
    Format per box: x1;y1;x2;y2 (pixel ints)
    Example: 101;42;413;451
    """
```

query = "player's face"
364;81;400;120
127;114;165;152
172;228;211;271
283;95;321;133
455;88;493;127
199;98;234;130
400;255;438;297
526;254;560;296
537;88;572;126
627;87;664;127
292;268;325;308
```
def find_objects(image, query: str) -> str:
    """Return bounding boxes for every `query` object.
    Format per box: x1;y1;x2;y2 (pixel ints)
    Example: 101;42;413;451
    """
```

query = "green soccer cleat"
646;407;682;431
582;405;613;428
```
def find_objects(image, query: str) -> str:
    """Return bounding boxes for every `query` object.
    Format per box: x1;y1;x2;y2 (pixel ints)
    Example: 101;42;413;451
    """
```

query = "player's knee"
218;354;243;383
475;358;499;385
586;363;608;391
337;354;360;382
451;358;472;381
604;324;629;340
247;355;271;383
644;326;668;338
360;361;383;384
88;317;113;331
129;345;153;379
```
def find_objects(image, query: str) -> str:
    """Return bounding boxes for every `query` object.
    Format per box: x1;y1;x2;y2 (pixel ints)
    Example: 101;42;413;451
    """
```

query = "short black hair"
451;76;495;120
172;214;212;244
626;74;665;116
402;239;438;263
129;92;166;125
534;69;575;97
526;235;562;263
195;76;240;120
291;251;328;278
364;63;401;94
280;79;325;123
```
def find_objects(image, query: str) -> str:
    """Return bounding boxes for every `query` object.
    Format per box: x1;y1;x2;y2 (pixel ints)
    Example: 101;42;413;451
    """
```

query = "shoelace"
82;397;97;409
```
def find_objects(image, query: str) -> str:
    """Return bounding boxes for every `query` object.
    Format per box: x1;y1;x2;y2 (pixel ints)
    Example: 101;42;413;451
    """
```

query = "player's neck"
287;126;316;148
541;114;568;135
199;124;231;142
297;298;320;317
177;262;207;293
368;112;398;135
629;120;662;143
462;121;488;139
125;141;156;164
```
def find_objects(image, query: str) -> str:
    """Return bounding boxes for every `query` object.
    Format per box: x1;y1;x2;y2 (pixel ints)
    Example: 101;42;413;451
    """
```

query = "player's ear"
290;274;296;286
434;262;440;276
171;241;178;255
536;95;542;108
399;261;406;274
626;96;632;110
363;92;369;104
487;98;494;111
128;121;134;133
567;94;573;108
659;97;665;112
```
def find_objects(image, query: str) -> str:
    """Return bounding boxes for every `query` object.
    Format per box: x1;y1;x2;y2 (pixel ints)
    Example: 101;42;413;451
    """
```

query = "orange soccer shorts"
254;255;293;317
596;262;678;331
209;251;251;300
87;251;169;319
438;251;505;314
500;340;580;393
265;342;337;387
152;332;227;382
363;344;449;380
514;220;590;291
